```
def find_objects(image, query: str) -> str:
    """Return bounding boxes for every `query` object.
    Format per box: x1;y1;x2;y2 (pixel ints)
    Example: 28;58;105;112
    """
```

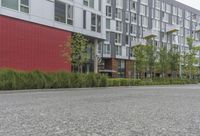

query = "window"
89;0;94;8
106;6;112;17
20;0;29;13
126;23;129;33
126;47;130;56
106;32;110;42
91;13;96;31
55;1;73;25
2;0;18;10
2;0;29;13
131;13;137;23
55;1;66;23
130;24;137;34
172;15;177;25
161;2;165;11
98;0;102;11
67;5;73;25
173;6;177;15
116;21;122;31
126;12;130;21
115;8;122;19
118;60;125;78
106;19;111;29
116;0;123;7
107;0;111;4
103;44;111;54
126;35;129;45
83;0;94;8
130;0;136;11
166;4;171;13
115;33;122;44
178;8;182;17
97;15;101;33
142;16;148;27
83;0;89;6
116;46;122;56
140;5;146;16
91;13;101;33
155;10;160;19
155;0;160;9
83;10;87;29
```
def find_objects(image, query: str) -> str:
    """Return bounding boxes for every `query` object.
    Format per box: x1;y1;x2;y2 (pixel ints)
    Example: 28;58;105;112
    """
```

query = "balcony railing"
143;29;158;39
166;24;180;33
131;38;146;47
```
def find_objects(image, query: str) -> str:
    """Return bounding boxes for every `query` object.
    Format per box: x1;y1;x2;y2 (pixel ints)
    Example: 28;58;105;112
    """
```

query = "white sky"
176;0;200;10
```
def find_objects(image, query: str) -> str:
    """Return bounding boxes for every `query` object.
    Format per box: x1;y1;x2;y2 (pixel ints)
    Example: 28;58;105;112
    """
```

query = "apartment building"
0;0;200;77
100;0;200;78
0;0;105;72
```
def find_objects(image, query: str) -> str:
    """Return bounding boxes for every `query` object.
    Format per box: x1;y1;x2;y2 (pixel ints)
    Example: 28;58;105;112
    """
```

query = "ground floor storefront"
99;58;134;78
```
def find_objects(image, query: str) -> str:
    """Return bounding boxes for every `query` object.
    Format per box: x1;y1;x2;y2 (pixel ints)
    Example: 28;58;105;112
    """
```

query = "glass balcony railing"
143;29;158;39
166;24;180;33
131;38;147;47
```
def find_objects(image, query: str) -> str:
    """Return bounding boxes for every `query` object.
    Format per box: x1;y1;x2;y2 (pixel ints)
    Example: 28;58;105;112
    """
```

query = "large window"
2;0;29;13
55;1;66;23
91;13;101;33
55;0;73;25
2;0;18;10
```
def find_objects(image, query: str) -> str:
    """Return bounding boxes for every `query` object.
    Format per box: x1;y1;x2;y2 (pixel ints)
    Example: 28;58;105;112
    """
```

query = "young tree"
133;45;147;79
158;46;169;78
184;37;199;79
71;33;89;73
168;45;180;78
145;45;157;78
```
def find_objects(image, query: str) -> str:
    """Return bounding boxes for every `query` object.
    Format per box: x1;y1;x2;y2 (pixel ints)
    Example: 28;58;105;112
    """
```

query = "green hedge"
0;70;107;90
107;78;198;87
0;70;198;90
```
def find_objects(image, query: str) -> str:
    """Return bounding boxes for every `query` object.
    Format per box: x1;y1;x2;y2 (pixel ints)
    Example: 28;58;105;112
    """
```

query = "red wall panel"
0;15;71;72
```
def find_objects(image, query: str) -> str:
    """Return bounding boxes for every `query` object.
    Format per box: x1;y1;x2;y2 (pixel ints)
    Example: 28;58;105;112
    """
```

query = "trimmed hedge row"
108;78;198;87
0;70;198;90
0;70;107;90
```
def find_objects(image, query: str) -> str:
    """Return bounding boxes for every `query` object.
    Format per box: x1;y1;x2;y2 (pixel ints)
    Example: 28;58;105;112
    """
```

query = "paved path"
1;85;200;136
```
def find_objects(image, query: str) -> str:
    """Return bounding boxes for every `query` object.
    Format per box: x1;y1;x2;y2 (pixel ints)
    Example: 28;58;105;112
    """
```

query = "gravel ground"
1;85;200;136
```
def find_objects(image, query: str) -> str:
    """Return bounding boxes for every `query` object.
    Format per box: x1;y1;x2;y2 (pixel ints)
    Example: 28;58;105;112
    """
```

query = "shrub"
0;69;198;90
0;69;108;90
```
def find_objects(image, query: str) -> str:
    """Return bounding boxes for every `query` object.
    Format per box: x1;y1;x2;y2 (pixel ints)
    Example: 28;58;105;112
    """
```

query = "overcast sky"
176;0;200;10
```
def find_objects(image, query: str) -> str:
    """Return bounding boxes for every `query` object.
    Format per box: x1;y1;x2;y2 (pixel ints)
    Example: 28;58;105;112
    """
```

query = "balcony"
131;38;146;47
166;24;180;33
143;29;158;39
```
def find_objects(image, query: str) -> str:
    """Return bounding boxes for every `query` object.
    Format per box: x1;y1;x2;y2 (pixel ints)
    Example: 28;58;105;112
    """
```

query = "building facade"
0;0;106;72
0;0;200;77
100;0;200;78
